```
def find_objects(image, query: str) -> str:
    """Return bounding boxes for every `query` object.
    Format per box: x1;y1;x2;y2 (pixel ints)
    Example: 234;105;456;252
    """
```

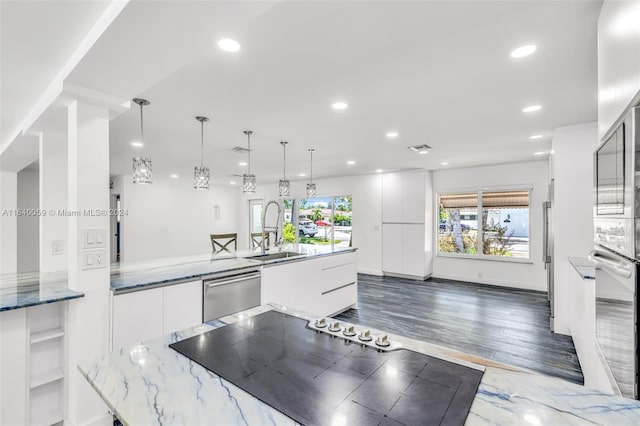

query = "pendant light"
242;130;256;193
306;148;316;197
279;141;290;197
194;116;210;190
132;98;152;184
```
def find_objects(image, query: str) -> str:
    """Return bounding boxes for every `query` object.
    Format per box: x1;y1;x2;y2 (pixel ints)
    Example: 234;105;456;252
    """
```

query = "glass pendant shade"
132;98;152;184
194;116;210;190
132;157;152;185
242;130;256;193
243;174;256;193
194;166;210;190
306;148;316;197
279;179;290;197
306;183;316;197
279;141;290;197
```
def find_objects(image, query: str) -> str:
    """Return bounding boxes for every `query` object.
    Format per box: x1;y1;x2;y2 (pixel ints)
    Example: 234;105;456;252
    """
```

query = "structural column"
39;132;68;273
65;100;111;426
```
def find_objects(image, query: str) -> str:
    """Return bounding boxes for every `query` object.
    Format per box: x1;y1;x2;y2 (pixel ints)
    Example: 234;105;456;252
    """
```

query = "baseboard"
357;268;383;276
383;271;432;281
431;273;545;292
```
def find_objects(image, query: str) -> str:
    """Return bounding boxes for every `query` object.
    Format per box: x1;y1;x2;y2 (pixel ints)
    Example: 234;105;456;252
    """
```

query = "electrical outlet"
82;249;108;270
52;240;64;255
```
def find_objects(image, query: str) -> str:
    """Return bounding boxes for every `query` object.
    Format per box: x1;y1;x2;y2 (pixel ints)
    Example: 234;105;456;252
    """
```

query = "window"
438;190;530;259
292;194;352;248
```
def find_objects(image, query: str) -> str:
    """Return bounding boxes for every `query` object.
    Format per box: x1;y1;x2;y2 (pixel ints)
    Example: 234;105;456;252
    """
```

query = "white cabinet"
382;170;425;223
262;252;357;317
382;223;403;274
598;1;640;139
112;280;202;351
163;280;202;335
112;287;163;350
382;170;432;279
382;223;426;277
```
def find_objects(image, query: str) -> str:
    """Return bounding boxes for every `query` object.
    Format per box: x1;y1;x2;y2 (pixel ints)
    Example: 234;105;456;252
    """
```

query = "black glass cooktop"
170;311;483;426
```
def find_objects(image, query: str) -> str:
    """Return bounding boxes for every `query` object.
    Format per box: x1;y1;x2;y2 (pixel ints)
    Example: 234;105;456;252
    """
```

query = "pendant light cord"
200;120;204;167
283;143;287;180
310;150;313;183
247;133;252;175
139;102;144;139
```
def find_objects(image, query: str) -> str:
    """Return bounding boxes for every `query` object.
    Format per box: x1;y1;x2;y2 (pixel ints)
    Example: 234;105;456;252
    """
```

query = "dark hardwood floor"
334;274;584;385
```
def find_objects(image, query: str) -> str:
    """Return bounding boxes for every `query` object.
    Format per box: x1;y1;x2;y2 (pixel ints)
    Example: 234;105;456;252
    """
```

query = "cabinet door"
382;223;403;274
382;173;403;222
112;288;163;350
262;260;318;314
402;224;425;278
163;280;202;334
402;171;425;224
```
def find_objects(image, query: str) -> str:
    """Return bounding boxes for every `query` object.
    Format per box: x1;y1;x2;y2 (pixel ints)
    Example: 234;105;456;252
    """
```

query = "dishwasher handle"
205;272;261;288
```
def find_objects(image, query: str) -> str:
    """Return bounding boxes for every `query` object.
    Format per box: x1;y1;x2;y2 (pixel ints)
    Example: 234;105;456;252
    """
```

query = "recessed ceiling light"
534;151;545;156
529;134;544;140
331;102;348;110
170;174;179;178
522;105;542;113
217;38;240;52
131;141;143;147
239;162;247;166
419;150;429;155
386;131;399;138
347;160;356;165
510;44;537;58
298;173;306;177
441;162;449;166
230;181;236;185
376;169;383;173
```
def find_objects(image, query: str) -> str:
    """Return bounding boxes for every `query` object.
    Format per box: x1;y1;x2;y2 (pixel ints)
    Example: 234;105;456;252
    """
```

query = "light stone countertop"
79;304;640;426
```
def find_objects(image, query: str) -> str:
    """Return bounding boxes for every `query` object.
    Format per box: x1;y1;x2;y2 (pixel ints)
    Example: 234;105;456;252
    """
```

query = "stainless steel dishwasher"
203;269;261;322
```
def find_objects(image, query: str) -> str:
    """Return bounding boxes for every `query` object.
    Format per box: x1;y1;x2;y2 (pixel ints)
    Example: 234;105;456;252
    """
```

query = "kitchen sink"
243;251;303;261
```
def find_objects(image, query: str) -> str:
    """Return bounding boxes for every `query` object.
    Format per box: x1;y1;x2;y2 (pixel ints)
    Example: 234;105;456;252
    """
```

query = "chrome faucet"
261;200;282;253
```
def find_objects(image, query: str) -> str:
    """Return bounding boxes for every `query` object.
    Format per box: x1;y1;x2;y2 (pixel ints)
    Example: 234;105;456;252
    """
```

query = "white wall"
238;174;384;276
0;172;18;274
598;0;640;139
16;168;39;272
117;176;241;261
40;133;68;272
552;121;599;335
432;161;549;291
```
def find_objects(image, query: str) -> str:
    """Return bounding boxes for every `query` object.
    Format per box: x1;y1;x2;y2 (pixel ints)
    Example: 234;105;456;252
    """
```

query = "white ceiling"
0;0;112;147
4;0;603;184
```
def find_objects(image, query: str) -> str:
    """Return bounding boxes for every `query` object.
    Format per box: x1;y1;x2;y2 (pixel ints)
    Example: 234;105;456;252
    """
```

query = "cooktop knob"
315;318;327;328
343;325;356;337
328;321;341;332
375;334;390;347
358;329;373;342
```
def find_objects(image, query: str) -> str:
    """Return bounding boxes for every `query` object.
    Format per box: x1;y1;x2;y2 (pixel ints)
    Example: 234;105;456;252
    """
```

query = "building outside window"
438;190;530;259
283;195;352;248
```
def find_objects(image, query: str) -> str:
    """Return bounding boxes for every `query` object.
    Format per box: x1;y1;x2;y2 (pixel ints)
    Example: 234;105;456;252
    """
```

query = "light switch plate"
52;240;64;255
82;229;107;249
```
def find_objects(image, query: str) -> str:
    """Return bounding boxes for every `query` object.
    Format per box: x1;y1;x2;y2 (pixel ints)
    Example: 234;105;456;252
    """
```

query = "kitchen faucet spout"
261;200;282;254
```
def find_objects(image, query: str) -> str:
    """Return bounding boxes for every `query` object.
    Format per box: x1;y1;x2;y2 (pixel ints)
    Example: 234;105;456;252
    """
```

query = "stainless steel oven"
592;105;640;400
594;107;639;260
590;247;639;399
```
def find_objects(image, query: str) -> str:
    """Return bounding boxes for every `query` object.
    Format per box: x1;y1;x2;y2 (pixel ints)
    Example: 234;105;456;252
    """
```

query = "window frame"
286;194;353;249
436;187;533;263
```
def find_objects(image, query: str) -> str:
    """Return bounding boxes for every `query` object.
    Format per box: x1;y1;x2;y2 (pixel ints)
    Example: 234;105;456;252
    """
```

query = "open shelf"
30;328;64;344
30;368;64;389
30;407;63;426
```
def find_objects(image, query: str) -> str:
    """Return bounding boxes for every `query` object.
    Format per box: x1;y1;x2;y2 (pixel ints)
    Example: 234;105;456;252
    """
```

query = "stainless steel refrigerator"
543;179;554;331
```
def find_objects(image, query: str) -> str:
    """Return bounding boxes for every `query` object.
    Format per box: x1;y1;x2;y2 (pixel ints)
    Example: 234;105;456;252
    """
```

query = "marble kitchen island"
80;305;640;426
